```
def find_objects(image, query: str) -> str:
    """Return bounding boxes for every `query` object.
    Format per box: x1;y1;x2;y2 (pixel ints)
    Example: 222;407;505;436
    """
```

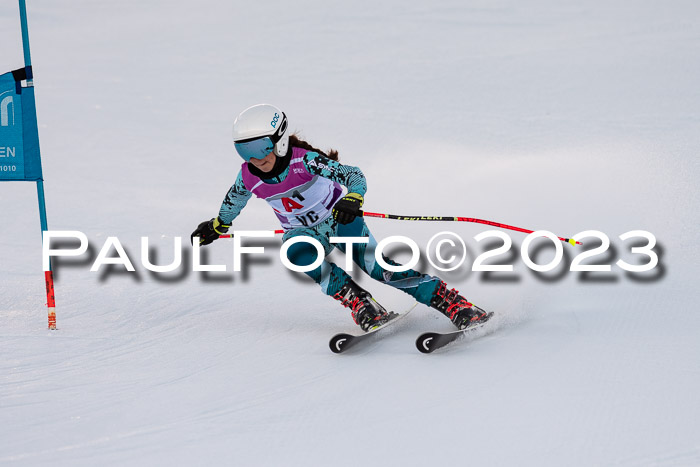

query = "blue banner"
0;68;43;181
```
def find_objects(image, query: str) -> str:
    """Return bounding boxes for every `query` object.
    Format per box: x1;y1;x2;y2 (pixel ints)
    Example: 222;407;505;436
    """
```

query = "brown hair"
288;134;339;161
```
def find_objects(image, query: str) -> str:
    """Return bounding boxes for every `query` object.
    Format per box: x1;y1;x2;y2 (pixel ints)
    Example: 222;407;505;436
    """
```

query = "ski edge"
415;311;495;354
329;302;418;354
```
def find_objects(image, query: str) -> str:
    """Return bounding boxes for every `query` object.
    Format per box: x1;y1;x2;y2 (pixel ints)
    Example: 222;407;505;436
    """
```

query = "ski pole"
359;211;580;245
219;210;580;245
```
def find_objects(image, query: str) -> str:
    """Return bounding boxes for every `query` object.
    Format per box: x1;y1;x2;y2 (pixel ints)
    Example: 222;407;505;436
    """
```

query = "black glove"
332;193;364;225
191;217;230;246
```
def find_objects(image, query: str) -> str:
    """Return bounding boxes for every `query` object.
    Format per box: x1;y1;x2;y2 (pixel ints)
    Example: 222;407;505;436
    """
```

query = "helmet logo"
270;113;280;128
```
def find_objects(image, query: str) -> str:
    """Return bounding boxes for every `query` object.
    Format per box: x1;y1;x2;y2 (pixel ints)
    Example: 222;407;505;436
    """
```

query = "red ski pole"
360;211;580;245
219;210;580;245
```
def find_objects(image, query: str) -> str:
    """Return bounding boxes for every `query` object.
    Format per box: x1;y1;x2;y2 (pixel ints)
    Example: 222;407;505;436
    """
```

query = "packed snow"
1;0;699;465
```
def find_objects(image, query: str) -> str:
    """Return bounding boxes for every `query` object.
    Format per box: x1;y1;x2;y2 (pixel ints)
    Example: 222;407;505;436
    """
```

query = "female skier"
191;104;489;332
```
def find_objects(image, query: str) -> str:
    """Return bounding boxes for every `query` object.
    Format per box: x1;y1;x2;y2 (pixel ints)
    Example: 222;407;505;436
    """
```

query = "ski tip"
329;333;352;354
416;333;440;354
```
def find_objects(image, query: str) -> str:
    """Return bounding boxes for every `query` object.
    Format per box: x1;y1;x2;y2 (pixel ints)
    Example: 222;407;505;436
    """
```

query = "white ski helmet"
232;104;289;161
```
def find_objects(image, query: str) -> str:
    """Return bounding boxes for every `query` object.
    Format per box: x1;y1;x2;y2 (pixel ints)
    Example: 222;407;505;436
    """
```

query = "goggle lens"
234;137;275;161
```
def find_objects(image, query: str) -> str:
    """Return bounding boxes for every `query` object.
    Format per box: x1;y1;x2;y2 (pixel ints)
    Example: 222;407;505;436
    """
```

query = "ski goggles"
234;137;276;161
234;114;288;161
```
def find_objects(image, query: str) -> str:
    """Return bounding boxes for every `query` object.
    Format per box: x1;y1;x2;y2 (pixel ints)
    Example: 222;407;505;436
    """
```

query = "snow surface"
1;1;699;465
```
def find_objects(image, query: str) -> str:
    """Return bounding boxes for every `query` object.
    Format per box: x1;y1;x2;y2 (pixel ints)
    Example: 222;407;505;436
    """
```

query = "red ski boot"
334;279;392;332
430;281;489;330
